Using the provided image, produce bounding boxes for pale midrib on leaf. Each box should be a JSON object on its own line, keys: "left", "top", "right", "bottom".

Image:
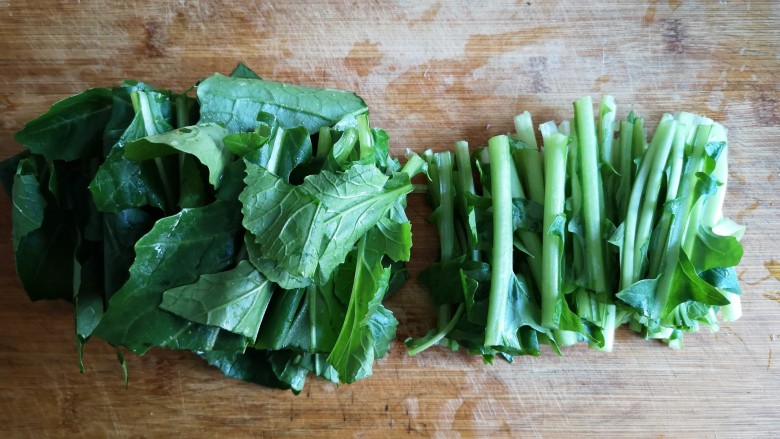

{"left": 212, "top": 92, "right": 356, "bottom": 126}
{"left": 187, "top": 278, "right": 271, "bottom": 320}
{"left": 22, "top": 105, "right": 111, "bottom": 139}
{"left": 321, "top": 185, "right": 411, "bottom": 227}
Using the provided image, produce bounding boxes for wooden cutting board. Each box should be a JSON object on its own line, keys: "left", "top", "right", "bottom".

{"left": 1, "top": 1, "right": 778, "bottom": 437}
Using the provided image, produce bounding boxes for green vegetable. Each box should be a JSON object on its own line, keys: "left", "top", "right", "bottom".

{"left": 3, "top": 62, "right": 746, "bottom": 386}
{"left": 160, "top": 260, "right": 274, "bottom": 341}
{"left": 14, "top": 88, "right": 114, "bottom": 161}
{"left": 240, "top": 162, "right": 413, "bottom": 288}
{"left": 410, "top": 96, "right": 744, "bottom": 359}
{"left": 4, "top": 63, "right": 418, "bottom": 392}
{"left": 124, "top": 123, "right": 231, "bottom": 188}
{"left": 538, "top": 122, "right": 569, "bottom": 330}
{"left": 197, "top": 73, "right": 368, "bottom": 134}
{"left": 484, "top": 135, "right": 515, "bottom": 347}
{"left": 92, "top": 200, "right": 247, "bottom": 355}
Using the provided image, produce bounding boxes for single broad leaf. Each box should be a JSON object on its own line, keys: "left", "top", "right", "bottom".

{"left": 311, "top": 169, "right": 412, "bottom": 285}
{"left": 197, "top": 73, "right": 368, "bottom": 134}
{"left": 177, "top": 154, "right": 209, "bottom": 209}
{"left": 240, "top": 162, "right": 412, "bottom": 287}
{"left": 240, "top": 164, "right": 319, "bottom": 286}
{"left": 330, "top": 247, "right": 398, "bottom": 357}
{"left": 689, "top": 224, "right": 744, "bottom": 271}
{"left": 102, "top": 208, "right": 157, "bottom": 298}
{"left": 124, "top": 123, "right": 231, "bottom": 188}
{"left": 365, "top": 215, "right": 412, "bottom": 263}
{"left": 700, "top": 266, "right": 741, "bottom": 296}
{"left": 11, "top": 157, "right": 47, "bottom": 250}
{"left": 160, "top": 260, "right": 274, "bottom": 341}
{"left": 14, "top": 88, "right": 114, "bottom": 161}
{"left": 223, "top": 132, "right": 265, "bottom": 156}
{"left": 0, "top": 150, "right": 31, "bottom": 197}
{"left": 490, "top": 274, "right": 551, "bottom": 357}
{"left": 200, "top": 349, "right": 290, "bottom": 391}
{"left": 327, "top": 238, "right": 393, "bottom": 384}
{"left": 242, "top": 125, "right": 312, "bottom": 182}
{"left": 89, "top": 146, "right": 168, "bottom": 212}
{"left": 245, "top": 232, "right": 312, "bottom": 289}
{"left": 367, "top": 304, "right": 397, "bottom": 358}
{"left": 14, "top": 211, "right": 77, "bottom": 301}
{"left": 617, "top": 278, "right": 660, "bottom": 318}
{"left": 230, "top": 62, "right": 262, "bottom": 80}
{"left": 660, "top": 251, "right": 731, "bottom": 319}
{"left": 92, "top": 200, "right": 247, "bottom": 355}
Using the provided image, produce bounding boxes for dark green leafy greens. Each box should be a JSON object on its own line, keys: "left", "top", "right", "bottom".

{"left": 160, "top": 260, "right": 273, "bottom": 341}
{"left": 3, "top": 63, "right": 746, "bottom": 388}
{"left": 408, "top": 97, "right": 744, "bottom": 359}
{"left": 3, "top": 63, "right": 422, "bottom": 392}
{"left": 197, "top": 73, "right": 368, "bottom": 134}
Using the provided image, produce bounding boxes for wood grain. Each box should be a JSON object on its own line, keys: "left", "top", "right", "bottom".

{"left": 1, "top": 1, "right": 779, "bottom": 437}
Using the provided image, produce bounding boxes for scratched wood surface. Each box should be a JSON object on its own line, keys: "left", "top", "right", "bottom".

{"left": 0, "top": 1, "right": 778, "bottom": 437}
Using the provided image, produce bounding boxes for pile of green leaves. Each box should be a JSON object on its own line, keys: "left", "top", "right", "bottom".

{"left": 2, "top": 63, "right": 425, "bottom": 392}
{"left": 407, "top": 96, "right": 744, "bottom": 360}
